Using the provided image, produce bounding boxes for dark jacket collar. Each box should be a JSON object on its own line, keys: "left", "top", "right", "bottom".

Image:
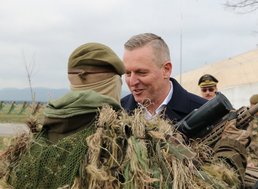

{"left": 164, "top": 78, "right": 194, "bottom": 121}
{"left": 121, "top": 78, "right": 206, "bottom": 121}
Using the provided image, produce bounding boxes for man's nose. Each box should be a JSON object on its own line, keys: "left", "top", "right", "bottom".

{"left": 129, "top": 73, "right": 139, "bottom": 86}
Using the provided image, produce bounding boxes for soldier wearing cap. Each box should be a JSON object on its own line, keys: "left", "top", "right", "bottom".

{"left": 42, "top": 42, "right": 125, "bottom": 143}
{"left": 198, "top": 74, "right": 218, "bottom": 100}
{"left": 4, "top": 42, "right": 126, "bottom": 189}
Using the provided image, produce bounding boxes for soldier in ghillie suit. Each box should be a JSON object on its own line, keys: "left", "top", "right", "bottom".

{"left": 0, "top": 42, "right": 125, "bottom": 189}
{"left": 247, "top": 94, "right": 258, "bottom": 167}
{"left": 245, "top": 94, "right": 258, "bottom": 188}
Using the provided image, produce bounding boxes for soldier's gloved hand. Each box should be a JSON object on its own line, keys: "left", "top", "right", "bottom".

{"left": 221, "top": 111, "right": 251, "bottom": 147}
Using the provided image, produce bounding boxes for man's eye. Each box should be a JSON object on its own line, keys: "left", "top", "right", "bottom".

{"left": 138, "top": 71, "right": 147, "bottom": 75}
{"left": 125, "top": 72, "right": 131, "bottom": 77}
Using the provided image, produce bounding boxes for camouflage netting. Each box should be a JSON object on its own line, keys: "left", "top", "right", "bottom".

{"left": 0, "top": 105, "right": 241, "bottom": 189}
{"left": 0, "top": 124, "right": 95, "bottom": 189}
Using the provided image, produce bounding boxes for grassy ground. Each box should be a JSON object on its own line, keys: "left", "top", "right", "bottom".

{"left": 0, "top": 103, "right": 45, "bottom": 123}
{"left": 0, "top": 103, "right": 45, "bottom": 152}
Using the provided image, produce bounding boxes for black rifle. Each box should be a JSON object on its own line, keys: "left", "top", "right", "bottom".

{"left": 176, "top": 92, "right": 258, "bottom": 146}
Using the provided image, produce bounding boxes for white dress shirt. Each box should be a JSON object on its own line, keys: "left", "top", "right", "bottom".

{"left": 140, "top": 81, "right": 173, "bottom": 120}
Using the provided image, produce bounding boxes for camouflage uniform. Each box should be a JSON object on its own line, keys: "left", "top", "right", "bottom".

{"left": 247, "top": 116, "right": 258, "bottom": 166}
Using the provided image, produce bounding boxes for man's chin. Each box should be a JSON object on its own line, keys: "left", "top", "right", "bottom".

{"left": 133, "top": 96, "right": 143, "bottom": 103}
{"left": 134, "top": 96, "right": 152, "bottom": 105}
{"left": 206, "top": 96, "right": 213, "bottom": 100}
{"left": 132, "top": 93, "right": 143, "bottom": 102}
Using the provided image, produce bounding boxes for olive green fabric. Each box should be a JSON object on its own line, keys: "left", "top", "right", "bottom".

{"left": 44, "top": 90, "right": 121, "bottom": 118}
{"left": 43, "top": 113, "right": 96, "bottom": 143}
{"left": 42, "top": 90, "right": 121, "bottom": 143}
{"left": 68, "top": 42, "right": 125, "bottom": 75}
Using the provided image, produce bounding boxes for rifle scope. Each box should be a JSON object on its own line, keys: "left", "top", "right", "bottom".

{"left": 177, "top": 92, "right": 234, "bottom": 138}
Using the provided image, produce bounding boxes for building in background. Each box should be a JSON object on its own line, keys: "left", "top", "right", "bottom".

{"left": 175, "top": 48, "right": 258, "bottom": 108}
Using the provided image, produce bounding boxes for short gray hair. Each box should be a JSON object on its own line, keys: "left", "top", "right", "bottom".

{"left": 124, "top": 33, "right": 171, "bottom": 65}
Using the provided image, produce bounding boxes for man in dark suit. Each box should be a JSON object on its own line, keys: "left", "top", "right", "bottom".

{"left": 121, "top": 33, "right": 207, "bottom": 122}
{"left": 120, "top": 33, "right": 249, "bottom": 187}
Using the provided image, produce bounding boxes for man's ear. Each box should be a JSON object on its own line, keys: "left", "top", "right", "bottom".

{"left": 162, "top": 61, "right": 172, "bottom": 79}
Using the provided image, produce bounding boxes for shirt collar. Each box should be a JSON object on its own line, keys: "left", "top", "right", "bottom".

{"left": 139, "top": 81, "right": 173, "bottom": 120}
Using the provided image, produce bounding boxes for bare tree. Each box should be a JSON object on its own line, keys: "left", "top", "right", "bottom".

{"left": 22, "top": 51, "right": 36, "bottom": 102}
{"left": 225, "top": 0, "right": 258, "bottom": 13}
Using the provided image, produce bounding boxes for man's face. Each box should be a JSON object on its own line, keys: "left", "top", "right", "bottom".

{"left": 200, "top": 85, "right": 217, "bottom": 100}
{"left": 123, "top": 45, "right": 171, "bottom": 106}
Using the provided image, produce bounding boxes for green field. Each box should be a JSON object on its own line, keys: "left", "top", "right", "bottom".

{"left": 0, "top": 102, "right": 45, "bottom": 123}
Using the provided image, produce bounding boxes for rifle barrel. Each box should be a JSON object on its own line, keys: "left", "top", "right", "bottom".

{"left": 249, "top": 103, "right": 258, "bottom": 116}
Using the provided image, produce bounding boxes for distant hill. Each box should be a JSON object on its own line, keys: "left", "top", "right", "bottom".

{"left": 0, "top": 88, "right": 130, "bottom": 102}
{"left": 0, "top": 88, "right": 69, "bottom": 102}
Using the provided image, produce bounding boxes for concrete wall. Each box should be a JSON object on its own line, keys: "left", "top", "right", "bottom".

{"left": 220, "top": 82, "right": 258, "bottom": 109}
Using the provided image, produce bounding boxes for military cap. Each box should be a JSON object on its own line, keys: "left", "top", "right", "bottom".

{"left": 250, "top": 94, "right": 258, "bottom": 105}
{"left": 198, "top": 74, "right": 218, "bottom": 87}
{"left": 68, "top": 43, "right": 125, "bottom": 75}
